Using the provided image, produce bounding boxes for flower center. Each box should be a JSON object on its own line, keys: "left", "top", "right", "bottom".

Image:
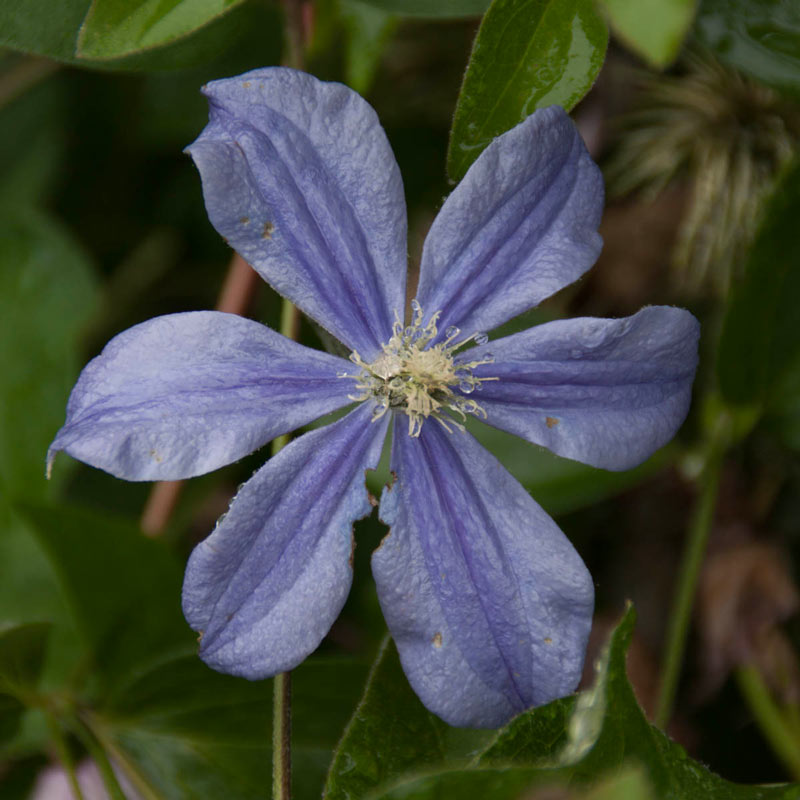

{"left": 346, "top": 300, "right": 497, "bottom": 437}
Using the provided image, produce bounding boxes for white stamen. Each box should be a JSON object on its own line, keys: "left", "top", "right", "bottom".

{"left": 342, "top": 300, "right": 498, "bottom": 437}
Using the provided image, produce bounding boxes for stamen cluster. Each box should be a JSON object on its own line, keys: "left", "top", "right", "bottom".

{"left": 346, "top": 301, "right": 497, "bottom": 436}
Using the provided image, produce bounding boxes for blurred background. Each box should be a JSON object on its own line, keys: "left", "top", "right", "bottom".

{"left": 2, "top": 0, "right": 800, "bottom": 797}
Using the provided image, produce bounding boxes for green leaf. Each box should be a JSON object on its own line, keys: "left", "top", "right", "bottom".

{"left": 598, "top": 0, "right": 696, "bottom": 67}
{"left": 695, "top": 0, "right": 800, "bottom": 97}
{"left": 0, "top": 624, "right": 51, "bottom": 745}
{"left": 447, "top": 0, "right": 608, "bottom": 182}
{"left": 341, "top": 0, "right": 398, "bottom": 95}
{"left": 0, "top": 74, "right": 66, "bottom": 208}
{"left": 324, "top": 636, "right": 450, "bottom": 800}
{"left": 0, "top": 0, "right": 91, "bottom": 62}
{"left": 0, "top": 504, "right": 65, "bottom": 629}
{"left": 97, "top": 653, "right": 368, "bottom": 800}
{"left": 717, "top": 156, "right": 800, "bottom": 407}
{"left": 18, "top": 503, "right": 192, "bottom": 687}
{"left": 77, "top": 0, "right": 246, "bottom": 60}
{"left": 766, "top": 351, "right": 800, "bottom": 451}
{"left": 367, "top": 607, "right": 798, "bottom": 799}
{"left": 351, "top": 0, "right": 489, "bottom": 17}
{"left": 473, "top": 693, "right": 574, "bottom": 766}
{"left": 0, "top": 0, "right": 280, "bottom": 71}
{"left": 0, "top": 207, "right": 97, "bottom": 502}
{"left": 583, "top": 767, "right": 656, "bottom": 800}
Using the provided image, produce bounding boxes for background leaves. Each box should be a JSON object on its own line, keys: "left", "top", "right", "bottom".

{"left": 0, "top": 208, "right": 97, "bottom": 501}
{"left": 696, "top": 0, "right": 800, "bottom": 98}
{"left": 717, "top": 156, "right": 800, "bottom": 409}
{"left": 77, "top": 0, "right": 248, "bottom": 60}
{"left": 0, "top": 0, "right": 281, "bottom": 70}
{"left": 598, "top": 0, "right": 696, "bottom": 67}
{"left": 352, "top": 0, "right": 490, "bottom": 17}
{"left": 447, "top": 0, "right": 608, "bottom": 182}
{"left": 326, "top": 607, "right": 797, "bottom": 799}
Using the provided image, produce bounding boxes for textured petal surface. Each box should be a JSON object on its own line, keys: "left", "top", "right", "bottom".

{"left": 49, "top": 311, "right": 355, "bottom": 481}
{"left": 416, "top": 106, "right": 603, "bottom": 340}
{"left": 373, "top": 418, "right": 594, "bottom": 728}
{"left": 462, "top": 306, "right": 700, "bottom": 471}
{"left": 187, "top": 68, "right": 407, "bottom": 359}
{"left": 183, "top": 402, "right": 387, "bottom": 679}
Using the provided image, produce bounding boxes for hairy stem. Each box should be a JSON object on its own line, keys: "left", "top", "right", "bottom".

{"left": 270, "top": 10, "right": 304, "bottom": 790}
{"left": 270, "top": 294, "right": 300, "bottom": 800}
{"left": 272, "top": 670, "right": 293, "bottom": 800}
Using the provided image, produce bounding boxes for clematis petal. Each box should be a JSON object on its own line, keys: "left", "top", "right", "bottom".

{"left": 373, "top": 418, "right": 593, "bottom": 728}
{"left": 416, "top": 106, "right": 602, "bottom": 340}
{"left": 49, "top": 311, "right": 356, "bottom": 481}
{"left": 187, "top": 68, "right": 407, "bottom": 359}
{"left": 182, "top": 402, "right": 387, "bottom": 678}
{"left": 462, "top": 306, "right": 700, "bottom": 471}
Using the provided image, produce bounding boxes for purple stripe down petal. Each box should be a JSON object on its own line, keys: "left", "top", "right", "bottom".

{"left": 183, "top": 402, "right": 388, "bottom": 679}
{"left": 462, "top": 306, "right": 700, "bottom": 471}
{"left": 416, "top": 106, "right": 603, "bottom": 341}
{"left": 373, "top": 417, "right": 594, "bottom": 728}
{"left": 187, "top": 68, "right": 407, "bottom": 359}
{"left": 48, "top": 311, "right": 355, "bottom": 481}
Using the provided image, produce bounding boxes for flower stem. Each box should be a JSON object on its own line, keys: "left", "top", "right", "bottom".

{"left": 272, "top": 670, "right": 293, "bottom": 800}
{"left": 82, "top": 712, "right": 161, "bottom": 800}
{"left": 270, "top": 12, "right": 304, "bottom": 783}
{"left": 270, "top": 297, "right": 299, "bottom": 800}
{"left": 736, "top": 665, "right": 800, "bottom": 781}
{"left": 68, "top": 717, "right": 127, "bottom": 800}
{"left": 45, "top": 712, "right": 85, "bottom": 800}
{"left": 654, "top": 432, "right": 725, "bottom": 729}
{"left": 281, "top": 0, "right": 307, "bottom": 72}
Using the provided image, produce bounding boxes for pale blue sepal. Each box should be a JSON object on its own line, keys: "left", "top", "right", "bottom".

{"left": 373, "top": 417, "right": 594, "bottom": 728}
{"left": 187, "top": 68, "right": 407, "bottom": 359}
{"left": 48, "top": 311, "right": 355, "bottom": 481}
{"left": 416, "top": 105, "right": 603, "bottom": 341}
{"left": 183, "top": 402, "right": 388, "bottom": 679}
{"left": 462, "top": 306, "right": 700, "bottom": 471}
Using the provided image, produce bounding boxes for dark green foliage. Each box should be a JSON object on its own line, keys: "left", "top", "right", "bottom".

{"left": 718, "top": 157, "right": 800, "bottom": 408}
{"left": 324, "top": 638, "right": 451, "bottom": 800}
{"left": 0, "top": 209, "right": 97, "bottom": 501}
{"left": 0, "top": 624, "right": 51, "bottom": 745}
{"left": 447, "top": 0, "right": 607, "bottom": 182}
{"left": 325, "top": 608, "right": 798, "bottom": 799}
{"left": 348, "top": 0, "right": 490, "bottom": 17}
{"left": 696, "top": 0, "right": 800, "bottom": 98}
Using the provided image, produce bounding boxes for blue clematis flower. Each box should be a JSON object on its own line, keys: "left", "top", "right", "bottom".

{"left": 49, "top": 68, "right": 699, "bottom": 728}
